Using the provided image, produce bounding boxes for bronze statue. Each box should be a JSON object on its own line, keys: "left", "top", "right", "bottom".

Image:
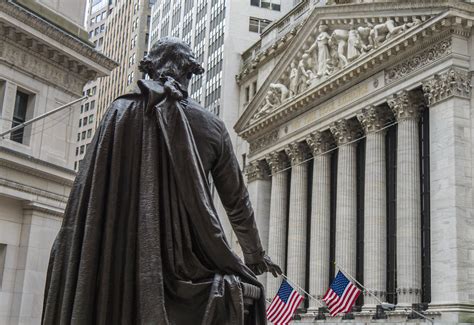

{"left": 42, "top": 37, "right": 281, "bottom": 325}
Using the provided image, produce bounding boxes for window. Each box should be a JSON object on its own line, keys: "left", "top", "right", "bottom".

{"left": 80, "top": 145, "right": 85, "bottom": 154}
{"left": 90, "top": 100, "right": 95, "bottom": 110}
{"left": 245, "top": 86, "right": 250, "bottom": 103}
{"left": 89, "top": 115, "right": 94, "bottom": 124}
{"left": 11, "top": 90, "right": 33, "bottom": 144}
{"left": 102, "top": 12, "right": 106, "bottom": 20}
{"left": 77, "top": 133, "right": 80, "bottom": 141}
{"left": 74, "top": 161, "right": 77, "bottom": 170}
{"left": 252, "top": 81, "right": 257, "bottom": 96}
{"left": 87, "top": 129, "right": 92, "bottom": 138}
{"left": 85, "top": 102, "right": 89, "bottom": 112}
{"left": 0, "top": 244, "right": 6, "bottom": 288}
{"left": 79, "top": 119, "right": 82, "bottom": 127}
{"left": 250, "top": 0, "right": 281, "bottom": 11}
{"left": 95, "top": 27, "right": 99, "bottom": 35}
{"left": 81, "top": 131, "right": 86, "bottom": 140}
{"left": 249, "top": 17, "right": 272, "bottom": 33}
{"left": 83, "top": 117, "right": 88, "bottom": 126}
{"left": 76, "top": 147, "right": 79, "bottom": 156}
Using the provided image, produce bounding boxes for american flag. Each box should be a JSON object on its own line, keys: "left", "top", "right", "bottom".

{"left": 323, "top": 271, "right": 361, "bottom": 316}
{"left": 266, "top": 279, "right": 304, "bottom": 324}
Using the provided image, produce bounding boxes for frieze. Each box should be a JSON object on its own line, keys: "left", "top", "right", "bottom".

{"left": 0, "top": 40, "right": 86, "bottom": 95}
{"left": 422, "top": 67, "right": 471, "bottom": 106}
{"left": 385, "top": 38, "right": 452, "bottom": 84}
{"left": 249, "top": 130, "right": 279, "bottom": 155}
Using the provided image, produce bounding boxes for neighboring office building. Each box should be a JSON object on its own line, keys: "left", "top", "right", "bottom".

{"left": 0, "top": 0, "right": 116, "bottom": 323}
{"left": 95, "top": 0, "right": 155, "bottom": 123}
{"left": 75, "top": 0, "right": 113, "bottom": 171}
{"left": 236, "top": 0, "right": 474, "bottom": 323}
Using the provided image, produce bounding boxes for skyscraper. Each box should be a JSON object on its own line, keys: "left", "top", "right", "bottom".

{"left": 149, "top": 0, "right": 292, "bottom": 146}
{"left": 75, "top": 0, "right": 155, "bottom": 170}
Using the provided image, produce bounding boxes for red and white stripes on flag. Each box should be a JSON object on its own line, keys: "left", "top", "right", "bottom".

{"left": 266, "top": 279, "right": 304, "bottom": 324}
{"left": 323, "top": 271, "right": 361, "bottom": 316}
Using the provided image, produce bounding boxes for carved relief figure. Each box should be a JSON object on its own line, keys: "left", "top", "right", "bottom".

{"left": 269, "top": 83, "right": 290, "bottom": 103}
{"left": 307, "top": 24, "right": 331, "bottom": 78}
{"left": 347, "top": 24, "right": 363, "bottom": 62}
{"left": 370, "top": 19, "right": 406, "bottom": 47}
{"left": 289, "top": 61, "right": 299, "bottom": 96}
{"left": 330, "top": 29, "right": 349, "bottom": 67}
{"left": 254, "top": 89, "right": 280, "bottom": 119}
{"left": 297, "top": 53, "right": 315, "bottom": 92}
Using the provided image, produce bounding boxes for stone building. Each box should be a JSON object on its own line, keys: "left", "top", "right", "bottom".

{"left": 235, "top": 0, "right": 474, "bottom": 323}
{"left": 0, "top": 0, "right": 116, "bottom": 323}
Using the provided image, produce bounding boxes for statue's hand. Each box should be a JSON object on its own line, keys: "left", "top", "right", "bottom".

{"left": 246, "top": 254, "right": 282, "bottom": 277}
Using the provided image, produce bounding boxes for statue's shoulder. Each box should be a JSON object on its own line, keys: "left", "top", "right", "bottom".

{"left": 184, "top": 98, "right": 226, "bottom": 131}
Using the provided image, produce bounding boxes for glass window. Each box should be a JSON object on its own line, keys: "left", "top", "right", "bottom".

{"left": 77, "top": 133, "right": 80, "bottom": 141}
{"left": 250, "top": 0, "right": 259, "bottom": 6}
{"left": 90, "top": 100, "right": 95, "bottom": 110}
{"left": 81, "top": 131, "right": 86, "bottom": 140}
{"left": 89, "top": 115, "right": 94, "bottom": 123}
{"left": 249, "top": 17, "right": 259, "bottom": 33}
{"left": 87, "top": 129, "right": 92, "bottom": 138}
{"left": 79, "top": 119, "right": 82, "bottom": 127}
{"left": 245, "top": 86, "right": 250, "bottom": 103}
{"left": 85, "top": 102, "right": 89, "bottom": 112}
{"left": 76, "top": 147, "right": 79, "bottom": 156}
{"left": 83, "top": 117, "right": 88, "bottom": 125}
{"left": 95, "top": 27, "right": 99, "bottom": 35}
{"left": 80, "top": 145, "right": 84, "bottom": 154}
{"left": 11, "top": 90, "right": 30, "bottom": 143}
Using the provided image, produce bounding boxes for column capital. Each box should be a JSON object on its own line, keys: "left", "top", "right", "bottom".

{"left": 306, "top": 131, "right": 334, "bottom": 155}
{"left": 329, "top": 119, "right": 361, "bottom": 146}
{"left": 265, "top": 151, "right": 289, "bottom": 174}
{"left": 245, "top": 160, "right": 270, "bottom": 182}
{"left": 285, "top": 141, "right": 310, "bottom": 165}
{"left": 387, "top": 90, "right": 423, "bottom": 121}
{"left": 357, "top": 105, "right": 393, "bottom": 134}
{"left": 422, "top": 67, "right": 471, "bottom": 106}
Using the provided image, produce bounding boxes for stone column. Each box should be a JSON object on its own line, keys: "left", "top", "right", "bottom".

{"left": 306, "top": 131, "right": 334, "bottom": 310}
{"left": 265, "top": 151, "right": 289, "bottom": 297}
{"left": 285, "top": 141, "right": 310, "bottom": 293}
{"left": 246, "top": 159, "right": 271, "bottom": 287}
{"left": 388, "top": 90, "right": 423, "bottom": 306}
{"left": 357, "top": 106, "right": 392, "bottom": 308}
{"left": 422, "top": 68, "right": 474, "bottom": 321}
{"left": 330, "top": 119, "right": 361, "bottom": 278}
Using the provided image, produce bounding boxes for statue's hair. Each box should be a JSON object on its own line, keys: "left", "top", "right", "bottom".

{"left": 138, "top": 37, "right": 204, "bottom": 80}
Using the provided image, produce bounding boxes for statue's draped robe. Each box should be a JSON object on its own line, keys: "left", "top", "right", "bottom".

{"left": 42, "top": 79, "right": 266, "bottom": 325}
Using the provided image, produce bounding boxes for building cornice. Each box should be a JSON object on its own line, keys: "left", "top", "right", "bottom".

{"left": 0, "top": 146, "right": 76, "bottom": 186}
{"left": 0, "top": 1, "right": 118, "bottom": 75}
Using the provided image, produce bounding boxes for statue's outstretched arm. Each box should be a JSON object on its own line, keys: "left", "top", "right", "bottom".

{"left": 212, "top": 124, "right": 281, "bottom": 277}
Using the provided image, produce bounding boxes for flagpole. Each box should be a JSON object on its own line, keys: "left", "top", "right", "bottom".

{"left": 280, "top": 274, "right": 324, "bottom": 307}
{"left": 335, "top": 263, "right": 434, "bottom": 323}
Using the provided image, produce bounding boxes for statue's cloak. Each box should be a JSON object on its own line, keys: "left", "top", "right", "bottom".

{"left": 42, "top": 80, "right": 266, "bottom": 325}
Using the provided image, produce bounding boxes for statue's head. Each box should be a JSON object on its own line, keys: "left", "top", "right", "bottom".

{"left": 139, "top": 37, "right": 204, "bottom": 81}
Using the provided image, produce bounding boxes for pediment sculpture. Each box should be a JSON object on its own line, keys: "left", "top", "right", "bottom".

{"left": 250, "top": 16, "right": 422, "bottom": 123}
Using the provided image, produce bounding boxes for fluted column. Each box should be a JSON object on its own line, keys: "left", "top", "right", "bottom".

{"left": 285, "top": 141, "right": 310, "bottom": 293}
{"left": 330, "top": 119, "right": 361, "bottom": 278}
{"left": 388, "top": 91, "right": 422, "bottom": 306}
{"left": 246, "top": 160, "right": 271, "bottom": 287}
{"left": 306, "top": 131, "right": 334, "bottom": 310}
{"left": 266, "top": 151, "right": 289, "bottom": 297}
{"left": 357, "top": 106, "right": 392, "bottom": 308}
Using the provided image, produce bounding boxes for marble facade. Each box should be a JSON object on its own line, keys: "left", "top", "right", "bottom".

{"left": 237, "top": 1, "right": 474, "bottom": 323}
{"left": 0, "top": 1, "right": 116, "bottom": 324}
